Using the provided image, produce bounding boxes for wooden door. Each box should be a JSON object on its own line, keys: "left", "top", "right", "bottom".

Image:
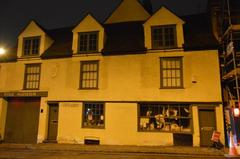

{"left": 4, "top": 98, "right": 40, "bottom": 143}
{"left": 199, "top": 109, "right": 216, "bottom": 146}
{"left": 47, "top": 104, "right": 59, "bottom": 141}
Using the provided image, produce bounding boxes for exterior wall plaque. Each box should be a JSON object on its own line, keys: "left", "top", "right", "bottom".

{"left": 0, "top": 91, "right": 48, "bottom": 97}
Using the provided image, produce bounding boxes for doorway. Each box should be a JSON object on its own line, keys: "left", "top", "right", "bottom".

{"left": 199, "top": 108, "right": 216, "bottom": 146}
{"left": 47, "top": 104, "right": 59, "bottom": 142}
{"left": 4, "top": 98, "right": 40, "bottom": 144}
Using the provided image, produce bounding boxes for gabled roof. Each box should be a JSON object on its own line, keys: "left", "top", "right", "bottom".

{"left": 181, "top": 13, "right": 218, "bottom": 51}
{"left": 17, "top": 20, "right": 48, "bottom": 37}
{"left": 144, "top": 6, "right": 185, "bottom": 25}
{"left": 102, "top": 21, "right": 146, "bottom": 55}
{"left": 104, "top": 0, "right": 150, "bottom": 24}
{"left": 72, "top": 13, "right": 103, "bottom": 32}
{"left": 2, "top": 12, "right": 219, "bottom": 62}
{"left": 41, "top": 27, "right": 73, "bottom": 59}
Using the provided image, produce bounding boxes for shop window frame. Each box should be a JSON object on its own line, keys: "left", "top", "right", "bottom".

{"left": 82, "top": 102, "right": 105, "bottom": 129}
{"left": 138, "top": 103, "right": 192, "bottom": 133}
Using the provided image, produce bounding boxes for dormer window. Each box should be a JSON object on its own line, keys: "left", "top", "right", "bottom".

{"left": 78, "top": 31, "right": 99, "bottom": 53}
{"left": 23, "top": 36, "right": 40, "bottom": 56}
{"left": 151, "top": 25, "right": 177, "bottom": 49}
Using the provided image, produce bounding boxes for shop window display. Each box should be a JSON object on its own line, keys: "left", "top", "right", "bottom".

{"left": 138, "top": 104, "right": 191, "bottom": 132}
{"left": 82, "top": 102, "right": 104, "bottom": 128}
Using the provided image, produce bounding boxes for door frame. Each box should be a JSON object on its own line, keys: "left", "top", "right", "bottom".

{"left": 46, "top": 103, "right": 59, "bottom": 142}
{"left": 198, "top": 107, "right": 216, "bottom": 147}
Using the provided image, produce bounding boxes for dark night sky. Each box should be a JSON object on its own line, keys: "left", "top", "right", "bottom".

{"left": 0, "top": 0, "right": 208, "bottom": 48}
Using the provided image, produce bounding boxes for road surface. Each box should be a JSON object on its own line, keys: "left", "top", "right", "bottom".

{"left": 0, "top": 148, "right": 230, "bottom": 159}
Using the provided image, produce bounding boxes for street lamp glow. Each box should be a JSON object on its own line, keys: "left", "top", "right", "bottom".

{"left": 0, "top": 48, "right": 6, "bottom": 55}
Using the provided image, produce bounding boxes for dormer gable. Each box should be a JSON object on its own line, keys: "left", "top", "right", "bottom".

{"left": 17, "top": 20, "right": 54, "bottom": 58}
{"left": 143, "top": 7, "right": 185, "bottom": 50}
{"left": 72, "top": 14, "right": 104, "bottom": 54}
{"left": 105, "top": 0, "right": 151, "bottom": 24}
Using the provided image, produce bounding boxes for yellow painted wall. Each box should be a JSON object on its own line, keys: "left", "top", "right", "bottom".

{"left": 37, "top": 97, "right": 48, "bottom": 143}
{"left": 56, "top": 102, "right": 173, "bottom": 145}
{"left": 144, "top": 7, "right": 185, "bottom": 49}
{"left": 0, "top": 50, "right": 221, "bottom": 102}
{"left": 17, "top": 21, "right": 54, "bottom": 58}
{"left": 0, "top": 99, "right": 7, "bottom": 140}
{"left": 0, "top": 49, "right": 223, "bottom": 146}
{"left": 216, "top": 105, "right": 225, "bottom": 143}
{"left": 192, "top": 106, "right": 200, "bottom": 146}
{"left": 37, "top": 102, "right": 224, "bottom": 146}
{"left": 105, "top": 0, "right": 150, "bottom": 24}
{"left": 72, "top": 14, "right": 104, "bottom": 54}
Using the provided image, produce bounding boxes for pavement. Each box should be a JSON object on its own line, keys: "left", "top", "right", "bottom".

{"left": 0, "top": 143, "right": 229, "bottom": 157}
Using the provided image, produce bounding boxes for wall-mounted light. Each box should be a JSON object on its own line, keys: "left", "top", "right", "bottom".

{"left": 0, "top": 47, "right": 6, "bottom": 55}
{"left": 234, "top": 108, "right": 240, "bottom": 117}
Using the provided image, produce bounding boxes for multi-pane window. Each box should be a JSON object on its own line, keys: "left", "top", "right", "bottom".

{"left": 152, "top": 25, "right": 177, "bottom": 49}
{"left": 138, "top": 103, "right": 191, "bottom": 132}
{"left": 80, "top": 61, "right": 99, "bottom": 89}
{"left": 23, "top": 37, "right": 40, "bottom": 55}
{"left": 82, "top": 102, "right": 104, "bottom": 128}
{"left": 24, "top": 64, "right": 41, "bottom": 90}
{"left": 160, "top": 57, "right": 183, "bottom": 88}
{"left": 78, "top": 32, "right": 98, "bottom": 52}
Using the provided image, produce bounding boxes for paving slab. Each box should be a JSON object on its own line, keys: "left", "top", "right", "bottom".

{"left": 0, "top": 143, "right": 228, "bottom": 157}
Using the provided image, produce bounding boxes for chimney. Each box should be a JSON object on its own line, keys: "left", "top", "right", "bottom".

{"left": 142, "top": 0, "right": 153, "bottom": 14}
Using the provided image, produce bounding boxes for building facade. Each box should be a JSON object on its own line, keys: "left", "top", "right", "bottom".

{"left": 0, "top": 0, "right": 224, "bottom": 146}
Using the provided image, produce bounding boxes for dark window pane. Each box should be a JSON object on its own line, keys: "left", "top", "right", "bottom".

{"left": 23, "top": 37, "right": 40, "bottom": 55}
{"left": 78, "top": 32, "right": 98, "bottom": 52}
{"left": 152, "top": 25, "right": 176, "bottom": 49}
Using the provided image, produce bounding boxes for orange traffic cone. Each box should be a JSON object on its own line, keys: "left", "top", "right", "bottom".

{"left": 225, "top": 131, "right": 238, "bottom": 157}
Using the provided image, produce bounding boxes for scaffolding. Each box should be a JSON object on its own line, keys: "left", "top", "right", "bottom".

{"left": 220, "top": 0, "right": 240, "bottom": 108}
{"left": 220, "top": 0, "right": 240, "bottom": 145}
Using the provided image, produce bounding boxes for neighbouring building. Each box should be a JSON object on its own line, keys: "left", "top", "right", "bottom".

{"left": 0, "top": 0, "right": 224, "bottom": 146}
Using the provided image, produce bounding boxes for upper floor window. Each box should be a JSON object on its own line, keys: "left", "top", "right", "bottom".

{"left": 78, "top": 31, "right": 98, "bottom": 52}
{"left": 80, "top": 61, "right": 99, "bottom": 89}
{"left": 23, "top": 36, "right": 40, "bottom": 56}
{"left": 160, "top": 57, "right": 183, "bottom": 89}
{"left": 152, "top": 25, "right": 177, "bottom": 49}
{"left": 24, "top": 64, "right": 41, "bottom": 90}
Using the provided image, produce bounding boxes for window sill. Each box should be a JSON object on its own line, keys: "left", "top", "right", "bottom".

{"left": 79, "top": 88, "right": 99, "bottom": 90}
{"left": 148, "top": 47, "right": 184, "bottom": 51}
{"left": 82, "top": 126, "right": 105, "bottom": 129}
{"left": 22, "top": 88, "right": 40, "bottom": 91}
{"left": 138, "top": 130, "right": 192, "bottom": 134}
{"left": 21, "top": 55, "right": 40, "bottom": 58}
{"left": 159, "top": 87, "right": 185, "bottom": 89}
{"left": 151, "top": 47, "right": 180, "bottom": 50}
{"left": 77, "top": 51, "right": 100, "bottom": 54}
